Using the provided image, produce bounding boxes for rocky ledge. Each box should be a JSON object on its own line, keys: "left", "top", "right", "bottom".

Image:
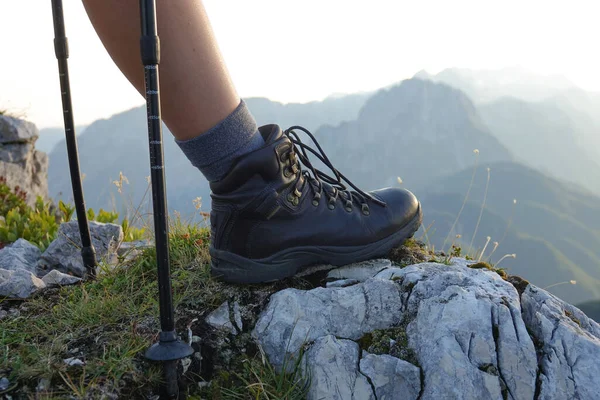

{"left": 0, "top": 115, "right": 49, "bottom": 207}
{"left": 209, "top": 258, "right": 600, "bottom": 400}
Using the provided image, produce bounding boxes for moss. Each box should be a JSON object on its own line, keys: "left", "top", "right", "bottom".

{"left": 389, "top": 239, "right": 429, "bottom": 267}
{"left": 507, "top": 275, "right": 530, "bottom": 296}
{"left": 358, "top": 325, "right": 419, "bottom": 367}
{"left": 478, "top": 363, "right": 499, "bottom": 376}
{"left": 564, "top": 310, "right": 582, "bottom": 327}
{"left": 467, "top": 261, "right": 508, "bottom": 280}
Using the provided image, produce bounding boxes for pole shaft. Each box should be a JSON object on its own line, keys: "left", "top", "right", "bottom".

{"left": 51, "top": 0, "right": 97, "bottom": 276}
{"left": 139, "top": 0, "right": 175, "bottom": 336}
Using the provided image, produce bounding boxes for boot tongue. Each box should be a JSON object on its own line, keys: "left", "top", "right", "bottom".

{"left": 259, "top": 124, "right": 283, "bottom": 144}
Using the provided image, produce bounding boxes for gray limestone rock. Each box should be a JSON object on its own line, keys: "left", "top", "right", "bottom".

{"left": 303, "top": 335, "right": 374, "bottom": 400}
{"left": 326, "top": 259, "right": 392, "bottom": 282}
{"left": 117, "top": 240, "right": 152, "bottom": 256}
{"left": 0, "top": 116, "right": 49, "bottom": 208}
{"left": 0, "top": 268, "right": 45, "bottom": 298}
{"left": 0, "top": 377, "right": 9, "bottom": 391}
{"left": 38, "top": 221, "right": 123, "bottom": 277}
{"left": 0, "top": 115, "right": 39, "bottom": 144}
{"left": 395, "top": 262, "right": 537, "bottom": 400}
{"left": 326, "top": 278, "right": 360, "bottom": 288}
{"left": 521, "top": 285, "right": 600, "bottom": 400}
{"left": 41, "top": 269, "right": 82, "bottom": 287}
{"left": 0, "top": 239, "right": 42, "bottom": 276}
{"left": 360, "top": 353, "right": 421, "bottom": 400}
{"left": 253, "top": 278, "right": 403, "bottom": 368}
{"left": 206, "top": 301, "right": 242, "bottom": 334}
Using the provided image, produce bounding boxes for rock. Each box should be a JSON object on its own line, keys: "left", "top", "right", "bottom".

{"left": 206, "top": 302, "right": 236, "bottom": 334}
{"left": 0, "top": 377, "right": 9, "bottom": 391}
{"left": 394, "top": 262, "right": 537, "bottom": 400}
{"left": 326, "top": 259, "right": 391, "bottom": 282}
{"left": 522, "top": 284, "right": 600, "bottom": 400}
{"left": 360, "top": 353, "right": 421, "bottom": 400}
{"left": 0, "top": 116, "right": 49, "bottom": 208}
{"left": 117, "top": 239, "right": 153, "bottom": 262}
{"left": 206, "top": 301, "right": 242, "bottom": 334}
{"left": 63, "top": 357, "right": 85, "bottom": 366}
{"left": 0, "top": 378, "right": 10, "bottom": 392}
{"left": 303, "top": 335, "right": 374, "bottom": 400}
{"left": 253, "top": 278, "right": 403, "bottom": 368}
{"left": 38, "top": 221, "right": 123, "bottom": 277}
{"left": 253, "top": 258, "right": 565, "bottom": 399}
{"left": 42, "top": 269, "right": 81, "bottom": 287}
{"left": 0, "top": 268, "right": 45, "bottom": 298}
{"left": 116, "top": 240, "right": 152, "bottom": 256}
{"left": 326, "top": 278, "right": 360, "bottom": 288}
{"left": 0, "top": 115, "right": 39, "bottom": 144}
{"left": 36, "top": 377, "right": 51, "bottom": 392}
{"left": 0, "top": 239, "right": 42, "bottom": 276}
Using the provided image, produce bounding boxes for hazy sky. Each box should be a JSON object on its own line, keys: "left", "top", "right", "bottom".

{"left": 1, "top": 0, "right": 598, "bottom": 129}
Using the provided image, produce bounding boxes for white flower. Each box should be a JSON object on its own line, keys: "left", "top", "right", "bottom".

{"left": 193, "top": 197, "right": 203, "bottom": 210}
{"left": 112, "top": 172, "right": 129, "bottom": 194}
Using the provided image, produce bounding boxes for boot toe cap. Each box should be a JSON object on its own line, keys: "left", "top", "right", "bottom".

{"left": 371, "top": 187, "right": 421, "bottom": 228}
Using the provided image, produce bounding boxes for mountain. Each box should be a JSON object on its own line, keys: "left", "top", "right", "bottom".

{"left": 247, "top": 92, "right": 371, "bottom": 132}
{"left": 478, "top": 97, "right": 600, "bottom": 194}
{"left": 415, "top": 66, "right": 576, "bottom": 103}
{"left": 417, "top": 67, "right": 600, "bottom": 194}
{"left": 47, "top": 94, "right": 371, "bottom": 217}
{"left": 37, "top": 126, "right": 86, "bottom": 154}
{"left": 419, "top": 161, "right": 600, "bottom": 305}
{"left": 315, "top": 78, "right": 513, "bottom": 190}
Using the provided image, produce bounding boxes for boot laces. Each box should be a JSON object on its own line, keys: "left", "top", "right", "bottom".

{"left": 283, "top": 126, "right": 386, "bottom": 214}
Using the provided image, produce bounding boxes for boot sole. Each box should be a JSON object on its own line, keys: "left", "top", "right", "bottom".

{"left": 210, "top": 204, "right": 423, "bottom": 284}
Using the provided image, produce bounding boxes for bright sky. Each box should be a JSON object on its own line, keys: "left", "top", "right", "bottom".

{"left": 1, "top": 0, "right": 598, "bottom": 129}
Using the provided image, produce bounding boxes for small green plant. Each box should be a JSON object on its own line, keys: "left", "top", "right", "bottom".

{"left": 87, "top": 208, "right": 119, "bottom": 224}
{"left": 0, "top": 177, "right": 28, "bottom": 217}
{"left": 450, "top": 245, "right": 462, "bottom": 258}
{"left": 58, "top": 200, "right": 75, "bottom": 222}
{"left": 121, "top": 218, "right": 146, "bottom": 242}
{"left": 0, "top": 197, "right": 60, "bottom": 250}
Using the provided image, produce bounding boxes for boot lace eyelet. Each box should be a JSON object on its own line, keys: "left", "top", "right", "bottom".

{"left": 283, "top": 126, "right": 387, "bottom": 216}
{"left": 287, "top": 193, "right": 298, "bottom": 206}
{"left": 312, "top": 192, "right": 321, "bottom": 207}
{"left": 327, "top": 196, "right": 336, "bottom": 210}
{"left": 361, "top": 203, "right": 370, "bottom": 216}
{"left": 344, "top": 200, "right": 353, "bottom": 213}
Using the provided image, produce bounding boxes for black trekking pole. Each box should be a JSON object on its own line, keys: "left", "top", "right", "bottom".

{"left": 139, "top": 1, "right": 194, "bottom": 398}
{"left": 51, "top": 0, "right": 97, "bottom": 278}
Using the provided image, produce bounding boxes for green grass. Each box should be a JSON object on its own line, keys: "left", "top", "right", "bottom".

{"left": 0, "top": 214, "right": 308, "bottom": 399}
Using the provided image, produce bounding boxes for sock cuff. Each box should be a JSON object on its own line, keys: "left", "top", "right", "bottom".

{"left": 175, "top": 99, "right": 259, "bottom": 168}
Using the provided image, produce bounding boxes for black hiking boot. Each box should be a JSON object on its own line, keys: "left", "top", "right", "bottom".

{"left": 209, "top": 125, "right": 422, "bottom": 284}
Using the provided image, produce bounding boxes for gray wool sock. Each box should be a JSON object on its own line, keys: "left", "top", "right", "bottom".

{"left": 176, "top": 100, "right": 264, "bottom": 182}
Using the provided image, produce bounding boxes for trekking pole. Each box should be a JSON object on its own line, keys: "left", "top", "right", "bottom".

{"left": 51, "top": 0, "right": 97, "bottom": 278}
{"left": 138, "top": 1, "right": 194, "bottom": 397}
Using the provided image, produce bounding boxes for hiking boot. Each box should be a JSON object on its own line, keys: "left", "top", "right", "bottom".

{"left": 209, "top": 124, "right": 422, "bottom": 283}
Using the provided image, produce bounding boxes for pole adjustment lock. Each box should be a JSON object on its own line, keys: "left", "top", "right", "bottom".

{"left": 54, "top": 37, "right": 69, "bottom": 59}
{"left": 141, "top": 35, "right": 161, "bottom": 65}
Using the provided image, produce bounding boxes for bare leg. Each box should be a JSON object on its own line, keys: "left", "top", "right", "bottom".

{"left": 82, "top": 0, "right": 239, "bottom": 141}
